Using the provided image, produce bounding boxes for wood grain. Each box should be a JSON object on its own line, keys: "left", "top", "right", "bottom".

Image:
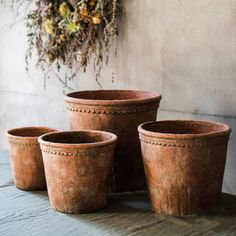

{"left": 0, "top": 150, "right": 236, "bottom": 236}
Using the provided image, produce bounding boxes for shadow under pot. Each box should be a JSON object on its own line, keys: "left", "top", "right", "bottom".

{"left": 64, "top": 90, "right": 162, "bottom": 192}
{"left": 6, "top": 127, "right": 58, "bottom": 191}
{"left": 138, "top": 120, "right": 231, "bottom": 215}
{"left": 38, "top": 130, "right": 117, "bottom": 214}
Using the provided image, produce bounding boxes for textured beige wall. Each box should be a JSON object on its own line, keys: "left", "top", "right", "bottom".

{"left": 0, "top": 0, "right": 236, "bottom": 193}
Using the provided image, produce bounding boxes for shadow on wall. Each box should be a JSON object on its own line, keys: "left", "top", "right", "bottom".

{"left": 158, "top": 109, "right": 236, "bottom": 195}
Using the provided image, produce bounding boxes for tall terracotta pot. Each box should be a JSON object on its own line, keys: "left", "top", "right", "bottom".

{"left": 64, "top": 90, "right": 161, "bottom": 192}
{"left": 138, "top": 120, "right": 231, "bottom": 215}
{"left": 38, "top": 130, "right": 117, "bottom": 213}
{"left": 6, "top": 127, "right": 57, "bottom": 190}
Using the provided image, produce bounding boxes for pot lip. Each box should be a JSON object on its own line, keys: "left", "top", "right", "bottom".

{"left": 38, "top": 130, "right": 117, "bottom": 149}
{"left": 63, "top": 89, "right": 162, "bottom": 106}
{"left": 6, "top": 126, "right": 59, "bottom": 141}
{"left": 138, "top": 120, "right": 231, "bottom": 140}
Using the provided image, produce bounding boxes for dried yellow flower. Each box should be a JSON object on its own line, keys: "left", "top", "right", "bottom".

{"left": 67, "top": 22, "right": 79, "bottom": 32}
{"left": 92, "top": 15, "right": 101, "bottom": 24}
{"left": 43, "top": 19, "right": 55, "bottom": 35}
{"left": 81, "top": 9, "right": 89, "bottom": 18}
{"left": 89, "top": 1, "right": 96, "bottom": 7}
{"left": 59, "top": 2, "right": 70, "bottom": 18}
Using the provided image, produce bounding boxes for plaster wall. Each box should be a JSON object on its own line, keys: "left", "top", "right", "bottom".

{"left": 0, "top": 0, "right": 236, "bottom": 194}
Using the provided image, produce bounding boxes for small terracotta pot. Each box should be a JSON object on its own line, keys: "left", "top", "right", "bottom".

{"left": 64, "top": 90, "right": 161, "bottom": 192}
{"left": 6, "top": 127, "right": 57, "bottom": 191}
{"left": 38, "top": 130, "right": 117, "bottom": 213}
{"left": 138, "top": 120, "right": 231, "bottom": 215}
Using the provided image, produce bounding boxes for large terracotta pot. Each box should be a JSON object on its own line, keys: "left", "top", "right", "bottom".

{"left": 138, "top": 120, "right": 231, "bottom": 215}
{"left": 64, "top": 90, "right": 161, "bottom": 192}
{"left": 38, "top": 130, "right": 117, "bottom": 213}
{"left": 6, "top": 127, "right": 57, "bottom": 191}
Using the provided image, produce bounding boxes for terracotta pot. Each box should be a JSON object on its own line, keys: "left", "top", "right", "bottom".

{"left": 64, "top": 90, "right": 161, "bottom": 192}
{"left": 6, "top": 127, "right": 57, "bottom": 191}
{"left": 38, "top": 130, "right": 117, "bottom": 213}
{"left": 138, "top": 120, "right": 231, "bottom": 215}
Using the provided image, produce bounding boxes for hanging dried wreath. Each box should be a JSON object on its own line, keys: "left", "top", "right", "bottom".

{"left": 25, "top": 0, "right": 121, "bottom": 86}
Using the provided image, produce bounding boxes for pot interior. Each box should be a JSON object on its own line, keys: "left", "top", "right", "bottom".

{"left": 41, "top": 131, "right": 115, "bottom": 144}
{"left": 67, "top": 90, "right": 159, "bottom": 101}
{"left": 141, "top": 121, "right": 230, "bottom": 135}
{"left": 7, "top": 127, "right": 56, "bottom": 138}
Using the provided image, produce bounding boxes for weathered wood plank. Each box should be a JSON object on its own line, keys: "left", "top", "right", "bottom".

{"left": 0, "top": 150, "right": 236, "bottom": 236}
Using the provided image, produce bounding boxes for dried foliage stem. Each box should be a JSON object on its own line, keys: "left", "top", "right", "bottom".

{"left": 6, "top": 0, "right": 121, "bottom": 88}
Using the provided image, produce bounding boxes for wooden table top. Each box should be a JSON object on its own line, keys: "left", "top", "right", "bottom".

{"left": 1, "top": 150, "right": 236, "bottom": 236}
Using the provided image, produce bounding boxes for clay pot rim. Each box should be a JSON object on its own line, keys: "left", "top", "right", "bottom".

{"left": 138, "top": 120, "right": 231, "bottom": 140}
{"left": 64, "top": 90, "right": 161, "bottom": 106}
{"left": 38, "top": 130, "right": 117, "bottom": 148}
{"left": 6, "top": 126, "right": 59, "bottom": 141}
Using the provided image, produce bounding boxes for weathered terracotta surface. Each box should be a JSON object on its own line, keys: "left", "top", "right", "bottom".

{"left": 6, "top": 127, "right": 57, "bottom": 191}
{"left": 64, "top": 90, "right": 161, "bottom": 192}
{"left": 138, "top": 120, "right": 231, "bottom": 215}
{"left": 38, "top": 130, "right": 117, "bottom": 213}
